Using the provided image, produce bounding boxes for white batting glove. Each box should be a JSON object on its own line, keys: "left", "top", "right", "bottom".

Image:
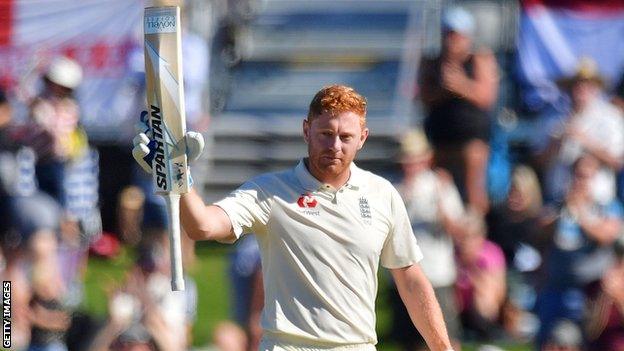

{"left": 132, "top": 111, "right": 205, "bottom": 176}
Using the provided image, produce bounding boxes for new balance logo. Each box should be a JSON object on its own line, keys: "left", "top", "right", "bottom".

{"left": 297, "top": 193, "right": 318, "bottom": 208}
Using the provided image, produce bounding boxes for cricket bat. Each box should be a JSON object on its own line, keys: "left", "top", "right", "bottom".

{"left": 144, "top": 0, "right": 189, "bottom": 291}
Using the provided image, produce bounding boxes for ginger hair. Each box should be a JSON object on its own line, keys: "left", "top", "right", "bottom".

{"left": 307, "top": 85, "right": 367, "bottom": 126}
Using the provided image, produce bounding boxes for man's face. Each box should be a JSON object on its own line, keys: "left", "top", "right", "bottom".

{"left": 443, "top": 30, "right": 472, "bottom": 59}
{"left": 571, "top": 80, "right": 599, "bottom": 109}
{"left": 303, "top": 111, "right": 368, "bottom": 181}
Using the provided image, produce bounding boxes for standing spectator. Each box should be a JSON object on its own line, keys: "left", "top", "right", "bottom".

{"left": 390, "top": 129, "right": 465, "bottom": 351}
{"left": 455, "top": 211, "right": 507, "bottom": 340}
{"left": 229, "top": 235, "right": 263, "bottom": 351}
{"left": 540, "top": 58, "right": 624, "bottom": 204}
{"left": 537, "top": 153, "right": 624, "bottom": 347}
{"left": 27, "top": 56, "right": 87, "bottom": 207}
{"left": 418, "top": 6, "right": 499, "bottom": 213}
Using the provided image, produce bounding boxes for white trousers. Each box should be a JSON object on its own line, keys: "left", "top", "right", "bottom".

{"left": 259, "top": 340, "right": 376, "bottom": 351}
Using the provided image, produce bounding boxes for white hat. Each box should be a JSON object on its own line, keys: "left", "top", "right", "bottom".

{"left": 46, "top": 56, "right": 83, "bottom": 89}
{"left": 442, "top": 6, "right": 475, "bottom": 36}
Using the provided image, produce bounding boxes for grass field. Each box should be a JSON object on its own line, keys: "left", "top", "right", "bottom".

{"left": 82, "top": 242, "right": 531, "bottom": 350}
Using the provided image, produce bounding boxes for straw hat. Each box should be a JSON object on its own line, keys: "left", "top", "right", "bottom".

{"left": 399, "top": 129, "right": 432, "bottom": 163}
{"left": 557, "top": 57, "right": 605, "bottom": 89}
{"left": 45, "top": 56, "right": 83, "bottom": 90}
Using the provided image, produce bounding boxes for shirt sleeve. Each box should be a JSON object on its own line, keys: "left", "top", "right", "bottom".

{"left": 381, "top": 185, "right": 424, "bottom": 269}
{"left": 214, "top": 179, "right": 271, "bottom": 240}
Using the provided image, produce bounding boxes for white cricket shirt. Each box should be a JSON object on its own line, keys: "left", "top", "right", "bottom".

{"left": 215, "top": 160, "right": 423, "bottom": 347}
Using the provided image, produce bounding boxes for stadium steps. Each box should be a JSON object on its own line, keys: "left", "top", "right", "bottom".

{"left": 200, "top": 114, "right": 404, "bottom": 203}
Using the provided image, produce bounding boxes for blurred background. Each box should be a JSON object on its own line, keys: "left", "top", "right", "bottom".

{"left": 1, "top": 0, "right": 624, "bottom": 350}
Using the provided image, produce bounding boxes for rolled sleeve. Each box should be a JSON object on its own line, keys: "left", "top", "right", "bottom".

{"left": 214, "top": 180, "right": 271, "bottom": 240}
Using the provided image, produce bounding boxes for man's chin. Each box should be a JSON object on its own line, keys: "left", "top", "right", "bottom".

{"left": 319, "top": 163, "right": 347, "bottom": 176}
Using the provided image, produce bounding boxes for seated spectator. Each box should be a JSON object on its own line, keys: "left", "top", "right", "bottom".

{"left": 488, "top": 165, "right": 546, "bottom": 268}
{"left": 390, "top": 129, "right": 464, "bottom": 351}
{"left": 28, "top": 230, "right": 72, "bottom": 351}
{"left": 418, "top": 6, "right": 499, "bottom": 213}
{"left": 542, "top": 319, "right": 583, "bottom": 351}
{"left": 0, "top": 236, "right": 32, "bottom": 350}
{"left": 539, "top": 58, "right": 624, "bottom": 204}
{"left": 487, "top": 165, "right": 545, "bottom": 338}
{"left": 456, "top": 210, "right": 507, "bottom": 340}
{"left": 585, "top": 235, "right": 624, "bottom": 351}
{"left": 212, "top": 321, "right": 248, "bottom": 351}
{"left": 88, "top": 290, "right": 160, "bottom": 351}
{"left": 90, "top": 228, "right": 197, "bottom": 351}
{"left": 537, "top": 153, "right": 624, "bottom": 347}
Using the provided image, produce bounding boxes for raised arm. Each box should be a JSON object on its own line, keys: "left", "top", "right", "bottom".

{"left": 181, "top": 188, "right": 236, "bottom": 243}
{"left": 390, "top": 264, "right": 453, "bottom": 351}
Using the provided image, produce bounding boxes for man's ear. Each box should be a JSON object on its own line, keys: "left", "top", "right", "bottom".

{"left": 357, "top": 127, "right": 369, "bottom": 150}
{"left": 303, "top": 119, "right": 310, "bottom": 144}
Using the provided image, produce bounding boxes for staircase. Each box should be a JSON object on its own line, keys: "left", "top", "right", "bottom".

{"left": 199, "top": 0, "right": 418, "bottom": 202}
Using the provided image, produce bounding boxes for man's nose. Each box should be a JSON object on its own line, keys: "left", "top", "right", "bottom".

{"left": 328, "top": 136, "right": 341, "bottom": 151}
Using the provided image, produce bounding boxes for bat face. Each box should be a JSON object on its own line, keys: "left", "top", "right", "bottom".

{"left": 144, "top": 6, "right": 189, "bottom": 195}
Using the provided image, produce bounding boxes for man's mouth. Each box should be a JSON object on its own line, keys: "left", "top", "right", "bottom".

{"left": 322, "top": 155, "right": 341, "bottom": 162}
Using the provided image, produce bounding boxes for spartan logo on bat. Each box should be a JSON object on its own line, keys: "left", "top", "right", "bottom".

{"left": 149, "top": 105, "right": 168, "bottom": 189}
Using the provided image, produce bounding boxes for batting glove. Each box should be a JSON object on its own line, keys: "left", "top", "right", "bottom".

{"left": 132, "top": 111, "right": 205, "bottom": 174}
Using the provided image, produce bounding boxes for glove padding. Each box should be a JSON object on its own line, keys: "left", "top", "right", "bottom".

{"left": 132, "top": 111, "right": 205, "bottom": 175}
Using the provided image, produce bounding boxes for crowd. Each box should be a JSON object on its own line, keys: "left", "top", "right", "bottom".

{"left": 388, "top": 6, "right": 624, "bottom": 351}
{"left": 1, "top": 3, "right": 624, "bottom": 351}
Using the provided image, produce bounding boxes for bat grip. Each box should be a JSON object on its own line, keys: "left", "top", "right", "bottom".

{"left": 164, "top": 193, "right": 185, "bottom": 291}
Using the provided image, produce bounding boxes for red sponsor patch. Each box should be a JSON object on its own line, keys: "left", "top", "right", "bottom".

{"left": 297, "top": 193, "right": 318, "bottom": 208}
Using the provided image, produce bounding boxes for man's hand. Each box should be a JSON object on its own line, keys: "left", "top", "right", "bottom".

{"left": 132, "top": 111, "right": 205, "bottom": 174}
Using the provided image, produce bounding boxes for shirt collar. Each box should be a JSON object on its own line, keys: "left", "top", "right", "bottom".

{"left": 294, "top": 158, "right": 364, "bottom": 192}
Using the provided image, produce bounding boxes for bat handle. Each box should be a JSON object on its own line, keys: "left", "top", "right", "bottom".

{"left": 164, "top": 193, "right": 185, "bottom": 291}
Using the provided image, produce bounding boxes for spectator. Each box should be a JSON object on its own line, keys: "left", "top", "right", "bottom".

{"left": 0, "top": 237, "right": 32, "bottom": 350}
{"left": 117, "top": 185, "right": 145, "bottom": 246}
{"left": 487, "top": 165, "right": 545, "bottom": 338}
{"left": 456, "top": 210, "right": 507, "bottom": 340}
{"left": 27, "top": 56, "right": 87, "bottom": 207}
{"left": 539, "top": 58, "right": 624, "bottom": 204}
{"left": 487, "top": 165, "right": 547, "bottom": 276}
{"left": 88, "top": 290, "right": 159, "bottom": 351}
{"left": 390, "top": 129, "right": 464, "bottom": 351}
{"left": 537, "top": 153, "right": 623, "bottom": 347}
{"left": 585, "top": 235, "right": 624, "bottom": 351}
{"left": 542, "top": 319, "right": 583, "bottom": 351}
{"left": 28, "top": 229, "right": 72, "bottom": 351}
{"left": 229, "top": 235, "right": 263, "bottom": 351}
{"left": 89, "top": 239, "right": 197, "bottom": 351}
{"left": 418, "top": 6, "right": 499, "bottom": 213}
{"left": 212, "top": 321, "right": 248, "bottom": 351}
